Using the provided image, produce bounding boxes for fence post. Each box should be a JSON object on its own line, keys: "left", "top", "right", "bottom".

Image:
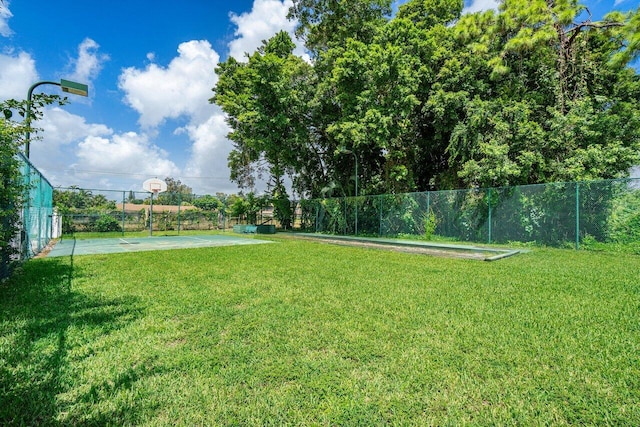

{"left": 344, "top": 197, "right": 347, "bottom": 235}
{"left": 488, "top": 188, "right": 492, "bottom": 244}
{"left": 36, "top": 176, "right": 42, "bottom": 252}
{"left": 121, "top": 191, "right": 126, "bottom": 236}
{"left": 575, "top": 182, "right": 580, "bottom": 250}
{"left": 315, "top": 203, "right": 319, "bottom": 233}
{"left": 149, "top": 192, "right": 154, "bottom": 236}
{"left": 379, "top": 195, "right": 383, "bottom": 236}
{"left": 177, "top": 193, "right": 182, "bottom": 235}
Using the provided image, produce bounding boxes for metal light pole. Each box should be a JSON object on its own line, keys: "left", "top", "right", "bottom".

{"left": 339, "top": 149, "right": 359, "bottom": 235}
{"left": 25, "top": 79, "right": 88, "bottom": 158}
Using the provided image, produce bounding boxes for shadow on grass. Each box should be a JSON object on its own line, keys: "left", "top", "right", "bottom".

{"left": 0, "top": 257, "right": 144, "bottom": 425}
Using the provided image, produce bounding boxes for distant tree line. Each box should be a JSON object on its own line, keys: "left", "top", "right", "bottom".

{"left": 53, "top": 178, "right": 282, "bottom": 230}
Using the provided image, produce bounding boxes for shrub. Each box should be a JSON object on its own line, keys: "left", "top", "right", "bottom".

{"left": 607, "top": 190, "right": 640, "bottom": 244}
{"left": 93, "top": 215, "right": 122, "bottom": 232}
{"left": 423, "top": 209, "right": 438, "bottom": 240}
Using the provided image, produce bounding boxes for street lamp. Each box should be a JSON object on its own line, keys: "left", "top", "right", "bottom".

{"left": 25, "top": 79, "right": 89, "bottom": 158}
{"left": 337, "top": 148, "right": 359, "bottom": 235}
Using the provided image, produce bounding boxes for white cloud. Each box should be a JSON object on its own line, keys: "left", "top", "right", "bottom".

{"left": 39, "top": 107, "right": 111, "bottom": 146}
{"left": 0, "top": 0, "right": 13, "bottom": 37}
{"left": 182, "top": 113, "right": 237, "bottom": 194}
{"left": 118, "top": 39, "right": 239, "bottom": 193}
{"left": 117, "top": 7, "right": 310, "bottom": 193}
{"left": 29, "top": 108, "right": 180, "bottom": 190}
{"left": 68, "top": 38, "right": 109, "bottom": 84}
{"left": 0, "top": 50, "right": 38, "bottom": 100}
{"left": 463, "top": 0, "right": 500, "bottom": 14}
{"left": 119, "top": 40, "right": 220, "bottom": 128}
{"left": 76, "top": 132, "right": 180, "bottom": 179}
{"left": 29, "top": 108, "right": 112, "bottom": 183}
{"left": 228, "top": 0, "right": 309, "bottom": 62}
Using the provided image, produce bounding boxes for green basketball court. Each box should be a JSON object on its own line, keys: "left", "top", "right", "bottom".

{"left": 47, "top": 234, "right": 274, "bottom": 257}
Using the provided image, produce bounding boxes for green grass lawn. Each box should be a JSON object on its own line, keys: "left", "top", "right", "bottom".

{"left": 1, "top": 237, "right": 639, "bottom": 425}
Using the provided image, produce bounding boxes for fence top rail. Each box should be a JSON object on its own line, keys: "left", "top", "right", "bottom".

{"left": 18, "top": 152, "right": 54, "bottom": 189}
{"left": 305, "top": 177, "right": 640, "bottom": 202}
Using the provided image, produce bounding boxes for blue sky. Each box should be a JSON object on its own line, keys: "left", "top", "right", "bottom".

{"left": 0, "top": 0, "right": 637, "bottom": 195}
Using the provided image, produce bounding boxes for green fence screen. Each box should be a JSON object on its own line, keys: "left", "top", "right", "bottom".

{"left": 30, "top": 178, "right": 640, "bottom": 256}
{"left": 1, "top": 154, "right": 55, "bottom": 280}
{"left": 19, "top": 153, "right": 54, "bottom": 259}
{"left": 301, "top": 178, "right": 640, "bottom": 249}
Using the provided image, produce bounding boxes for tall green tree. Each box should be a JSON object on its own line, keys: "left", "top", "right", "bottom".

{"left": 311, "top": 0, "right": 463, "bottom": 194}
{"left": 213, "top": 31, "right": 313, "bottom": 200}
{"left": 213, "top": 0, "right": 639, "bottom": 197}
{"left": 53, "top": 187, "right": 117, "bottom": 212}
{"left": 192, "top": 195, "right": 222, "bottom": 212}
{"left": 444, "top": 0, "right": 640, "bottom": 188}
{"left": 155, "top": 177, "right": 193, "bottom": 205}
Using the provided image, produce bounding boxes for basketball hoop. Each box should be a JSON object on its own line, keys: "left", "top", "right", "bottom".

{"left": 143, "top": 178, "right": 168, "bottom": 194}
{"left": 142, "top": 178, "right": 168, "bottom": 237}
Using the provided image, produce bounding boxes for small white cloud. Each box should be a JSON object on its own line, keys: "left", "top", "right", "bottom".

{"left": 463, "top": 0, "right": 500, "bottom": 14}
{"left": 0, "top": 50, "right": 38, "bottom": 100}
{"left": 228, "top": 0, "right": 309, "bottom": 62}
{"left": 68, "top": 38, "right": 109, "bottom": 85}
{"left": 0, "top": 0, "right": 13, "bottom": 37}
{"left": 119, "top": 40, "right": 220, "bottom": 128}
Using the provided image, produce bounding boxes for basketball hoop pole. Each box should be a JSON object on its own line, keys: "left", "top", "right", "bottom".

{"left": 142, "top": 178, "right": 167, "bottom": 236}
{"left": 149, "top": 191, "right": 157, "bottom": 236}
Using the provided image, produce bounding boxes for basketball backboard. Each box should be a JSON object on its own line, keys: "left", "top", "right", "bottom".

{"left": 142, "top": 178, "right": 168, "bottom": 194}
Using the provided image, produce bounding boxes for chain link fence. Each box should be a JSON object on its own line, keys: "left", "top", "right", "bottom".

{"left": 5, "top": 176, "right": 637, "bottom": 280}
{"left": 53, "top": 188, "right": 264, "bottom": 235}
{"left": 19, "top": 154, "right": 54, "bottom": 259}
{"left": 300, "top": 178, "right": 640, "bottom": 248}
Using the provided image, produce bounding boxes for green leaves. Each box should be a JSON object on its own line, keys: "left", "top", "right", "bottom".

{"left": 215, "top": 0, "right": 639, "bottom": 197}
{"left": 289, "top": 0, "right": 393, "bottom": 54}
{"left": 396, "top": 0, "right": 463, "bottom": 29}
{"left": 214, "top": 31, "right": 312, "bottom": 199}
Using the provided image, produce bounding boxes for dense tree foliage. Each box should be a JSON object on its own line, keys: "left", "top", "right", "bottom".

{"left": 53, "top": 186, "right": 117, "bottom": 212}
{"left": 213, "top": 31, "right": 314, "bottom": 201}
{"left": 213, "top": 0, "right": 640, "bottom": 199}
{"left": 155, "top": 177, "right": 193, "bottom": 205}
{"left": 192, "top": 194, "right": 223, "bottom": 212}
{"left": 0, "top": 117, "right": 24, "bottom": 277}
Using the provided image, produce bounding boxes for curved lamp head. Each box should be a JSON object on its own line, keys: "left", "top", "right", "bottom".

{"left": 60, "top": 79, "right": 89, "bottom": 97}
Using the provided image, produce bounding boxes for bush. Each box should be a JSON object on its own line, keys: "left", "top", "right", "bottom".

{"left": 423, "top": 209, "right": 438, "bottom": 240}
{"left": 93, "top": 215, "right": 122, "bottom": 232}
{"left": 607, "top": 190, "right": 640, "bottom": 244}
